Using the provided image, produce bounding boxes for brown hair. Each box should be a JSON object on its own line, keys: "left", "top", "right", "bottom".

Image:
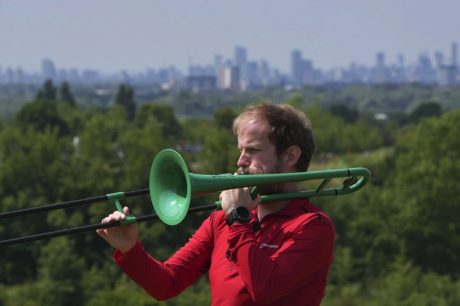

{"left": 233, "top": 102, "right": 315, "bottom": 171}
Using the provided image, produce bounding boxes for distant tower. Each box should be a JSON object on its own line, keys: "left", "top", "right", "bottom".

{"left": 373, "top": 52, "right": 388, "bottom": 83}
{"left": 217, "top": 65, "right": 240, "bottom": 90}
{"left": 376, "top": 52, "right": 385, "bottom": 68}
{"left": 213, "top": 54, "right": 223, "bottom": 75}
{"left": 234, "top": 46, "right": 247, "bottom": 68}
{"left": 291, "top": 50, "right": 303, "bottom": 84}
{"left": 41, "top": 58, "right": 56, "bottom": 81}
{"left": 397, "top": 54, "right": 405, "bottom": 68}
{"left": 451, "top": 42, "right": 458, "bottom": 67}
{"left": 234, "top": 46, "right": 249, "bottom": 88}
{"left": 434, "top": 51, "right": 444, "bottom": 68}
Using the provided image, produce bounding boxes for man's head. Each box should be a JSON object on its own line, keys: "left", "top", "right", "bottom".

{"left": 233, "top": 102, "right": 315, "bottom": 173}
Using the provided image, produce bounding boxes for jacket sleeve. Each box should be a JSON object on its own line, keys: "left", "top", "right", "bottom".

{"left": 114, "top": 215, "right": 215, "bottom": 301}
{"left": 226, "top": 213, "right": 335, "bottom": 304}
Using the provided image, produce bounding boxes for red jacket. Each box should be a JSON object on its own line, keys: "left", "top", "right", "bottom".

{"left": 114, "top": 199, "right": 335, "bottom": 305}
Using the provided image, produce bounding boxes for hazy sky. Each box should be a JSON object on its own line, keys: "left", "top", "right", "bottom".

{"left": 1, "top": 0, "right": 459, "bottom": 74}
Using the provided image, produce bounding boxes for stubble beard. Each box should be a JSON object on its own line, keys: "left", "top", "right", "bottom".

{"left": 237, "top": 162, "right": 285, "bottom": 195}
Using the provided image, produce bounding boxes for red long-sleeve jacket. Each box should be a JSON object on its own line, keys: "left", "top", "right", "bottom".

{"left": 114, "top": 199, "right": 335, "bottom": 305}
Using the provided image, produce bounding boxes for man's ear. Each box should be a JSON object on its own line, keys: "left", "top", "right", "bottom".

{"left": 282, "top": 145, "right": 301, "bottom": 169}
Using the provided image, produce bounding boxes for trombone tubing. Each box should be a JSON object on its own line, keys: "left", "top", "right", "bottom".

{"left": 0, "top": 167, "right": 371, "bottom": 247}
{"left": 0, "top": 203, "right": 218, "bottom": 247}
{"left": 0, "top": 188, "right": 149, "bottom": 220}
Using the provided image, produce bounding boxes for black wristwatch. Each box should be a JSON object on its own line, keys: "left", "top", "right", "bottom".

{"left": 226, "top": 207, "right": 251, "bottom": 225}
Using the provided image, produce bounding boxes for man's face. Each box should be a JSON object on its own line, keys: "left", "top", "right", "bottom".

{"left": 236, "top": 119, "right": 282, "bottom": 176}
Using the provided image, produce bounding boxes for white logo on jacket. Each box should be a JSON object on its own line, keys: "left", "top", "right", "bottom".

{"left": 259, "top": 243, "right": 279, "bottom": 249}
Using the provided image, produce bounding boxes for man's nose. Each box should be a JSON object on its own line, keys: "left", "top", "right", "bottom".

{"left": 237, "top": 152, "right": 250, "bottom": 168}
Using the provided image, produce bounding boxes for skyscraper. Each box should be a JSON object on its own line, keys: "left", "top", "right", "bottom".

{"left": 451, "top": 42, "right": 458, "bottom": 67}
{"left": 234, "top": 46, "right": 249, "bottom": 87}
{"left": 234, "top": 46, "right": 248, "bottom": 68}
{"left": 41, "top": 58, "right": 56, "bottom": 81}
{"left": 291, "top": 50, "right": 303, "bottom": 85}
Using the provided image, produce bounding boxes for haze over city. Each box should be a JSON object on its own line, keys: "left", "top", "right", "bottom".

{"left": 2, "top": 0, "right": 460, "bottom": 74}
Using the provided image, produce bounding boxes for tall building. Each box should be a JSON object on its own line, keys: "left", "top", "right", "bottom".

{"left": 414, "top": 54, "right": 435, "bottom": 83}
{"left": 435, "top": 51, "right": 444, "bottom": 68}
{"left": 290, "top": 50, "right": 316, "bottom": 85}
{"left": 451, "top": 42, "right": 458, "bottom": 67}
{"left": 234, "top": 46, "right": 249, "bottom": 88}
{"left": 376, "top": 52, "right": 385, "bottom": 68}
{"left": 217, "top": 65, "right": 240, "bottom": 90}
{"left": 234, "top": 46, "right": 248, "bottom": 68}
{"left": 291, "top": 50, "right": 303, "bottom": 84}
{"left": 438, "top": 42, "right": 459, "bottom": 85}
{"left": 372, "top": 52, "right": 388, "bottom": 83}
{"left": 397, "top": 54, "right": 405, "bottom": 69}
{"left": 41, "top": 58, "right": 56, "bottom": 81}
{"left": 213, "top": 54, "right": 223, "bottom": 75}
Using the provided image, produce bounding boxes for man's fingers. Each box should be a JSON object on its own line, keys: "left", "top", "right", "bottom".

{"left": 101, "top": 211, "right": 126, "bottom": 224}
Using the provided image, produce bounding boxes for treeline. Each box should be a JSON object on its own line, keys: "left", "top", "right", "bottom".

{"left": 2, "top": 81, "right": 460, "bottom": 119}
{"left": 0, "top": 81, "right": 459, "bottom": 305}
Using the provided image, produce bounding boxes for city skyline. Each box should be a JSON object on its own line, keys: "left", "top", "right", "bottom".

{"left": 1, "top": 0, "right": 460, "bottom": 73}
{"left": 2, "top": 42, "right": 459, "bottom": 76}
{"left": 2, "top": 41, "right": 459, "bottom": 88}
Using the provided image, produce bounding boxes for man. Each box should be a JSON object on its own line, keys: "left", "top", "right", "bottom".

{"left": 97, "top": 102, "right": 335, "bottom": 306}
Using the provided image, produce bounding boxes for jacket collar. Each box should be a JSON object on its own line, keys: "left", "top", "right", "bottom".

{"left": 252, "top": 198, "right": 311, "bottom": 221}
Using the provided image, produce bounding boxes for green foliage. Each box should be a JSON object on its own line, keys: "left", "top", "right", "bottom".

{"left": 35, "top": 79, "right": 57, "bottom": 102}
{"left": 212, "top": 106, "right": 237, "bottom": 130}
{"left": 136, "top": 104, "right": 182, "bottom": 140}
{"left": 0, "top": 84, "right": 459, "bottom": 305}
{"left": 321, "top": 109, "right": 459, "bottom": 305}
{"left": 285, "top": 94, "right": 304, "bottom": 109}
{"left": 323, "top": 259, "right": 460, "bottom": 306}
{"left": 36, "top": 237, "right": 86, "bottom": 306}
{"left": 408, "top": 101, "right": 442, "bottom": 123}
{"left": 115, "top": 84, "right": 136, "bottom": 120}
{"left": 199, "top": 127, "right": 238, "bottom": 173}
{"left": 14, "top": 100, "right": 70, "bottom": 135}
{"left": 389, "top": 109, "right": 460, "bottom": 276}
{"left": 329, "top": 104, "right": 359, "bottom": 123}
{"left": 0, "top": 126, "right": 75, "bottom": 283}
{"left": 83, "top": 277, "right": 210, "bottom": 306}
{"left": 3, "top": 83, "right": 460, "bottom": 120}
{"left": 197, "top": 111, "right": 239, "bottom": 174}
{"left": 60, "top": 81, "right": 76, "bottom": 106}
{"left": 306, "top": 104, "right": 382, "bottom": 154}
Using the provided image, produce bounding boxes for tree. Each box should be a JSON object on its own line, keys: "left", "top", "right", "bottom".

{"left": 115, "top": 84, "right": 136, "bottom": 120}
{"left": 409, "top": 102, "right": 442, "bottom": 123}
{"left": 390, "top": 109, "right": 460, "bottom": 276}
{"left": 35, "top": 79, "right": 57, "bottom": 102}
{"left": 59, "top": 81, "right": 76, "bottom": 106}
{"left": 199, "top": 127, "right": 238, "bottom": 173}
{"left": 0, "top": 126, "right": 72, "bottom": 284}
{"left": 14, "top": 100, "right": 70, "bottom": 135}
{"left": 36, "top": 237, "right": 85, "bottom": 306}
{"left": 329, "top": 104, "right": 359, "bottom": 123}
{"left": 213, "top": 106, "right": 236, "bottom": 130}
{"left": 285, "top": 94, "right": 304, "bottom": 110}
{"left": 135, "top": 104, "right": 182, "bottom": 140}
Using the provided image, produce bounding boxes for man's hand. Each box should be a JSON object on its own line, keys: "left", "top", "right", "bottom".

{"left": 96, "top": 206, "right": 139, "bottom": 253}
{"left": 219, "top": 187, "right": 260, "bottom": 216}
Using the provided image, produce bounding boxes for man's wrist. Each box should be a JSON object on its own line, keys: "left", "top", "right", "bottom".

{"left": 226, "top": 207, "right": 251, "bottom": 225}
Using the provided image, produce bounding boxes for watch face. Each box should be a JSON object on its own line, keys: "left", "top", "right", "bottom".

{"left": 227, "top": 207, "right": 251, "bottom": 225}
{"left": 235, "top": 207, "right": 250, "bottom": 221}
